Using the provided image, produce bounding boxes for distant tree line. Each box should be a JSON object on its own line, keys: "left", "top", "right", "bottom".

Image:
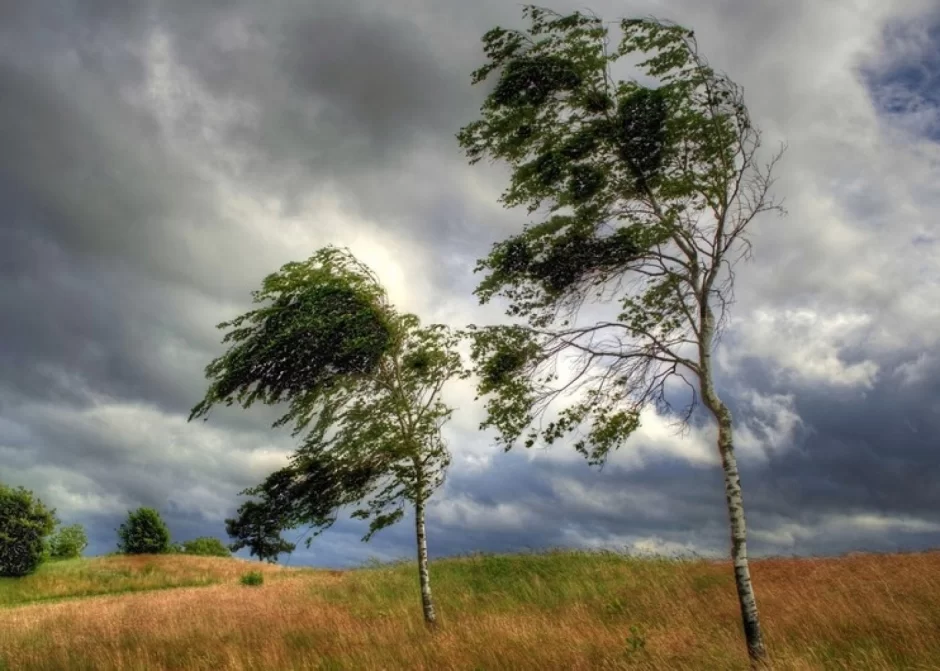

{"left": 0, "top": 488, "right": 232, "bottom": 577}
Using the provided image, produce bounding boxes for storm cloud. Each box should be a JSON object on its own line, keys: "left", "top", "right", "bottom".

{"left": 1, "top": 0, "right": 938, "bottom": 568}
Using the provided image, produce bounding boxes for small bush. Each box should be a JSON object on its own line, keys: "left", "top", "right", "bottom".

{"left": 240, "top": 570, "right": 264, "bottom": 586}
{"left": 179, "top": 537, "right": 231, "bottom": 557}
{"left": 116, "top": 508, "right": 171, "bottom": 555}
{"left": 48, "top": 524, "right": 89, "bottom": 559}
{"left": 0, "top": 483, "right": 57, "bottom": 577}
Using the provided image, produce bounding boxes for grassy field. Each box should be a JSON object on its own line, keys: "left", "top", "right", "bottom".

{"left": 1, "top": 549, "right": 939, "bottom": 670}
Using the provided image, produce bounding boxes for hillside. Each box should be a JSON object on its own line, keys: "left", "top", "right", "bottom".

{"left": 1, "top": 549, "right": 939, "bottom": 670}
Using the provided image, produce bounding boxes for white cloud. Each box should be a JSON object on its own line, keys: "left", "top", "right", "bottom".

{"left": 8, "top": 395, "right": 295, "bottom": 516}
{"left": 893, "top": 352, "right": 937, "bottom": 387}
{"left": 557, "top": 527, "right": 722, "bottom": 558}
{"left": 721, "top": 310, "right": 881, "bottom": 389}
{"left": 548, "top": 476, "right": 678, "bottom": 521}
{"left": 734, "top": 391, "right": 804, "bottom": 461}
{"left": 0, "top": 465, "right": 127, "bottom": 517}
{"left": 431, "top": 496, "right": 540, "bottom": 532}
{"left": 123, "top": 26, "right": 445, "bottom": 319}
{"left": 524, "top": 403, "right": 718, "bottom": 470}
{"left": 752, "top": 513, "right": 940, "bottom": 548}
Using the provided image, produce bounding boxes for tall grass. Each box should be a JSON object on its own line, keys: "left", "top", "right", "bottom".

{"left": 1, "top": 549, "right": 938, "bottom": 669}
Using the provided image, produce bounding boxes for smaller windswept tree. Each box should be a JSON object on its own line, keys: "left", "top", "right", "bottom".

{"left": 193, "top": 247, "right": 468, "bottom": 626}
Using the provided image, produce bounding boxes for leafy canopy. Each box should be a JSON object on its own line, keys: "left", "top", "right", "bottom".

{"left": 48, "top": 523, "right": 89, "bottom": 560}
{"left": 458, "top": 6, "right": 783, "bottom": 465}
{"left": 189, "top": 246, "right": 397, "bottom": 432}
{"left": 225, "top": 499, "right": 296, "bottom": 563}
{"left": 177, "top": 536, "right": 231, "bottom": 557}
{"left": 0, "top": 483, "right": 58, "bottom": 577}
{"left": 117, "top": 507, "right": 172, "bottom": 555}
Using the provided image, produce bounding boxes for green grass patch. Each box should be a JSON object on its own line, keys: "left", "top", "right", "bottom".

{"left": 239, "top": 571, "right": 264, "bottom": 586}
{"left": 317, "top": 548, "right": 699, "bottom": 621}
{"left": 0, "top": 557, "right": 221, "bottom": 608}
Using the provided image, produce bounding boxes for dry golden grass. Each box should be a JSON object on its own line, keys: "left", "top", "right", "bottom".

{"left": 1, "top": 549, "right": 939, "bottom": 670}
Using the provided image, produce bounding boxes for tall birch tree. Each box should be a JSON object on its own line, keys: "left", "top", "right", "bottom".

{"left": 190, "top": 247, "right": 467, "bottom": 627}
{"left": 457, "top": 6, "right": 784, "bottom": 664}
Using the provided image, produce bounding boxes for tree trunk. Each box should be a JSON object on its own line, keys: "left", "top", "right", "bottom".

{"left": 413, "top": 480, "right": 437, "bottom": 628}
{"left": 700, "top": 310, "right": 767, "bottom": 666}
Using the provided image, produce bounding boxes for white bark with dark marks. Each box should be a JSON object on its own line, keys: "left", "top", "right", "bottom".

{"left": 413, "top": 465, "right": 437, "bottom": 628}
{"left": 699, "top": 306, "right": 766, "bottom": 664}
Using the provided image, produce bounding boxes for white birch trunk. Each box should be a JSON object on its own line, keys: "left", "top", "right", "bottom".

{"left": 700, "top": 307, "right": 767, "bottom": 665}
{"left": 413, "top": 474, "right": 437, "bottom": 627}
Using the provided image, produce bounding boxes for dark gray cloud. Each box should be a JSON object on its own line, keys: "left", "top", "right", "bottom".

{"left": 1, "top": 0, "right": 939, "bottom": 570}
{"left": 0, "top": 26, "right": 208, "bottom": 283}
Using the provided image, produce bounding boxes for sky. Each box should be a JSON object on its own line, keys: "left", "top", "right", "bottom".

{"left": 1, "top": 0, "right": 939, "bottom": 569}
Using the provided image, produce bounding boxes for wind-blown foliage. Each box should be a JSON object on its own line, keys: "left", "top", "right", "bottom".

{"left": 193, "top": 247, "right": 468, "bottom": 625}
{"left": 189, "top": 247, "right": 396, "bottom": 431}
{"left": 458, "top": 5, "right": 783, "bottom": 663}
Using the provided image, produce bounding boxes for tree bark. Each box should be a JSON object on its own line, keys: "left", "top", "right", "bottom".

{"left": 413, "top": 473, "right": 437, "bottom": 628}
{"left": 700, "top": 309, "right": 767, "bottom": 666}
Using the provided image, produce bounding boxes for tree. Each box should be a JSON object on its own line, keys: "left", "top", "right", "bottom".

{"left": 48, "top": 523, "right": 89, "bottom": 560}
{"left": 177, "top": 536, "right": 232, "bottom": 557}
{"left": 116, "top": 507, "right": 172, "bottom": 555}
{"left": 225, "top": 500, "right": 296, "bottom": 563}
{"left": 0, "top": 483, "right": 58, "bottom": 577}
{"left": 192, "top": 246, "right": 468, "bottom": 627}
{"left": 457, "top": 6, "right": 784, "bottom": 664}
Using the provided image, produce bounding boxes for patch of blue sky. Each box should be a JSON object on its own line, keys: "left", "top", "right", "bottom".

{"left": 862, "top": 17, "right": 940, "bottom": 142}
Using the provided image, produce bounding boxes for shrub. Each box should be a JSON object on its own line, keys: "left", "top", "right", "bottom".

{"left": 116, "top": 507, "right": 171, "bottom": 555}
{"left": 179, "top": 537, "right": 231, "bottom": 557}
{"left": 240, "top": 570, "right": 264, "bottom": 586}
{"left": 0, "top": 483, "right": 57, "bottom": 577}
{"left": 48, "top": 523, "right": 89, "bottom": 559}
